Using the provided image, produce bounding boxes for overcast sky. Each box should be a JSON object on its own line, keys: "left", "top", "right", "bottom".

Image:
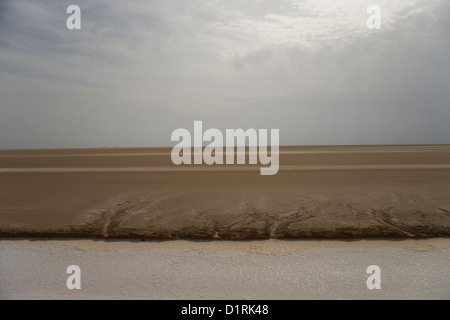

{"left": 0, "top": 0, "right": 449, "bottom": 148}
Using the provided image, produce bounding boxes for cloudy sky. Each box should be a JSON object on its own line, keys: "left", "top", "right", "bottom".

{"left": 0, "top": 0, "right": 449, "bottom": 148}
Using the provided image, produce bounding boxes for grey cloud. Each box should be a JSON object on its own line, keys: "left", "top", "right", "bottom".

{"left": 0, "top": 0, "right": 448, "bottom": 148}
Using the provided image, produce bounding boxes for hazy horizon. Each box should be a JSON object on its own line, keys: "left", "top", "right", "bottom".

{"left": 1, "top": 0, "right": 449, "bottom": 149}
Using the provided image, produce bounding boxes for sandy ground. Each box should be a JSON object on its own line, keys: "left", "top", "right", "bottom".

{"left": 1, "top": 238, "right": 449, "bottom": 300}
{"left": 0, "top": 145, "right": 449, "bottom": 239}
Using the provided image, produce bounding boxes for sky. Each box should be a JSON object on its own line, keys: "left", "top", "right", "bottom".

{"left": 0, "top": 0, "right": 449, "bottom": 148}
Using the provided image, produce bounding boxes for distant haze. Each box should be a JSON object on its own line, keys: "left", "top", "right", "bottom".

{"left": 0, "top": 0, "right": 449, "bottom": 149}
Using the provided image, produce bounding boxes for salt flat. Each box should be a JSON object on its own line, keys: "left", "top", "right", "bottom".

{"left": 1, "top": 238, "right": 449, "bottom": 299}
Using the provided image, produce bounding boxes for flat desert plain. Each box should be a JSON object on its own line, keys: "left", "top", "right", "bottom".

{"left": 0, "top": 145, "right": 449, "bottom": 239}
{"left": 1, "top": 145, "right": 450, "bottom": 300}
